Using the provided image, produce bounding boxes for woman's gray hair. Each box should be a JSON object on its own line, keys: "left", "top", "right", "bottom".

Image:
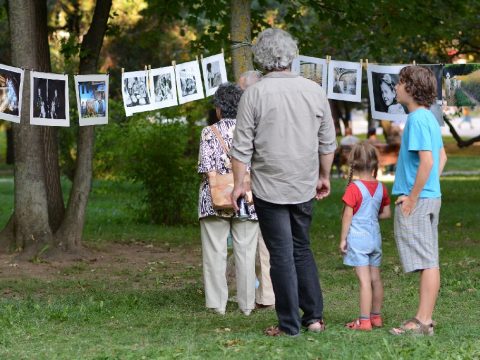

{"left": 213, "top": 82, "right": 244, "bottom": 119}
{"left": 252, "top": 28, "right": 298, "bottom": 71}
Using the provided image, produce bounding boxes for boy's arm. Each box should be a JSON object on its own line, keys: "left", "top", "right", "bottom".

{"left": 339, "top": 206, "right": 353, "bottom": 254}
{"left": 439, "top": 147, "right": 447, "bottom": 176}
{"left": 395, "top": 150, "right": 433, "bottom": 215}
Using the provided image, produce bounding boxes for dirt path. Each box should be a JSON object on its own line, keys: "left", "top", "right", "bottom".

{"left": 0, "top": 242, "right": 202, "bottom": 286}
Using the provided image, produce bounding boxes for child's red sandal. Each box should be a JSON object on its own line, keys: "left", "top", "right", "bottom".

{"left": 345, "top": 318, "right": 372, "bottom": 331}
{"left": 370, "top": 314, "right": 383, "bottom": 328}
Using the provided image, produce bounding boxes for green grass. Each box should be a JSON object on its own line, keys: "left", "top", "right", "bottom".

{"left": 0, "top": 167, "right": 479, "bottom": 358}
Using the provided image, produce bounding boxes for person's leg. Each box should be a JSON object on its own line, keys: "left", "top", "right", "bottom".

{"left": 415, "top": 267, "right": 440, "bottom": 324}
{"left": 231, "top": 219, "right": 259, "bottom": 315}
{"left": 200, "top": 217, "right": 230, "bottom": 313}
{"left": 370, "top": 266, "right": 383, "bottom": 314}
{"left": 289, "top": 199, "right": 323, "bottom": 327}
{"left": 355, "top": 266, "right": 373, "bottom": 318}
{"left": 255, "top": 231, "right": 275, "bottom": 306}
{"left": 254, "top": 195, "right": 300, "bottom": 336}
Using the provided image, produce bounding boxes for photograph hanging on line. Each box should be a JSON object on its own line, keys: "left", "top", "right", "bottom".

{"left": 201, "top": 53, "right": 228, "bottom": 97}
{"left": 121, "top": 70, "right": 151, "bottom": 116}
{"left": 420, "top": 64, "right": 444, "bottom": 125}
{"left": 291, "top": 55, "right": 328, "bottom": 89}
{"left": 175, "top": 60, "right": 204, "bottom": 104}
{"left": 0, "top": 64, "right": 24, "bottom": 123}
{"left": 367, "top": 64, "right": 408, "bottom": 123}
{"left": 74, "top": 74, "right": 109, "bottom": 126}
{"left": 30, "top": 71, "right": 69, "bottom": 126}
{"left": 443, "top": 63, "right": 480, "bottom": 107}
{"left": 149, "top": 66, "right": 178, "bottom": 110}
{"left": 327, "top": 60, "right": 362, "bottom": 102}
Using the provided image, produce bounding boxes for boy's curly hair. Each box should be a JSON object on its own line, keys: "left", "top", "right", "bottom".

{"left": 398, "top": 66, "right": 437, "bottom": 107}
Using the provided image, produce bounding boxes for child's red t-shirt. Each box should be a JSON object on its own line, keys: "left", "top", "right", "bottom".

{"left": 342, "top": 180, "right": 390, "bottom": 215}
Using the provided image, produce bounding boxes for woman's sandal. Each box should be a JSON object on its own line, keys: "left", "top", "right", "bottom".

{"left": 389, "top": 317, "right": 434, "bottom": 336}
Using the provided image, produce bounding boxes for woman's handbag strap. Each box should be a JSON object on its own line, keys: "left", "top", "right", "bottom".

{"left": 209, "top": 125, "right": 230, "bottom": 156}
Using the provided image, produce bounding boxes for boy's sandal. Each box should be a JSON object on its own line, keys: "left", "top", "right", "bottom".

{"left": 307, "top": 320, "right": 326, "bottom": 333}
{"left": 345, "top": 319, "right": 372, "bottom": 331}
{"left": 389, "top": 317, "right": 434, "bottom": 336}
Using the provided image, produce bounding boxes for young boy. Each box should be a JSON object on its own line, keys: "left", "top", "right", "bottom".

{"left": 390, "top": 66, "right": 447, "bottom": 336}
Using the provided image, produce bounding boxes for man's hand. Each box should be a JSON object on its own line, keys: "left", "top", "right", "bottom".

{"left": 315, "top": 177, "right": 331, "bottom": 200}
{"left": 231, "top": 184, "right": 245, "bottom": 211}
{"left": 395, "top": 195, "right": 416, "bottom": 216}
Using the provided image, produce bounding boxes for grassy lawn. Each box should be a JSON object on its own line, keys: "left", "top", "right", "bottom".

{"left": 0, "top": 158, "right": 479, "bottom": 358}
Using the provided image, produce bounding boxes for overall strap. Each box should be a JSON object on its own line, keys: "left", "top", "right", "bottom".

{"left": 210, "top": 125, "right": 230, "bottom": 156}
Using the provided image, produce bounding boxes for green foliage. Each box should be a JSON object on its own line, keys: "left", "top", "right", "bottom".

{"left": 454, "top": 89, "right": 476, "bottom": 107}
{"left": 123, "top": 119, "right": 201, "bottom": 225}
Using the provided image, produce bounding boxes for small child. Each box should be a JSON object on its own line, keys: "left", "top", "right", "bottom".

{"left": 340, "top": 142, "right": 391, "bottom": 331}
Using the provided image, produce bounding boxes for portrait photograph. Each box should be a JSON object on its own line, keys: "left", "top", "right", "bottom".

{"left": 175, "top": 60, "right": 204, "bottom": 104}
{"left": 30, "top": 71, "right": 69, "bottom": 126}
{"left": 149, "top": 66, "right": 178, "bottom": 110}
{"left": 367, "top": 64, "right": 408, "bottom": 122}
{"left": 291, "top": 55, "right": 328, "bottom": 89}
{"left": 121, "top": 70, "right": 151, "bottom": 116}
{"left": 75, "top": 74, "right": 109, "bottom": 126}
{"left": 0, "top": 64, "right": 24, "bottom": 123}
{"left": 201, "top": 53, "right": 228, "bottom": 97}
{"left": 327, "top": 60, "right": 362, "bottom": 102}
{"left": 443, "top": 63, "right": 480, "bottom": 107}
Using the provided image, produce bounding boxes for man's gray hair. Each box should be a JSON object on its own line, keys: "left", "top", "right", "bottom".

{"left": 252, "top": 28, "right": 298, "bottom": 71}
{"left": 239, "top": 70, "right": 263, "bottom": 89}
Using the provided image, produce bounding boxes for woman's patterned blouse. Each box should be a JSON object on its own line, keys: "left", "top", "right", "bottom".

{"left": 197, "top": 118, "right": 257, "bottom": 220}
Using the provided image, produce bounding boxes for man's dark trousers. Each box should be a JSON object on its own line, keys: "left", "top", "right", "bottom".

{"left": 253, "top": 195, "right": 323, "bottom": 335}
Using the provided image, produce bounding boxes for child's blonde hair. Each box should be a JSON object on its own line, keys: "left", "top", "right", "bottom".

{"left": 346, "top": 142, "right": 380, "bottom": 187}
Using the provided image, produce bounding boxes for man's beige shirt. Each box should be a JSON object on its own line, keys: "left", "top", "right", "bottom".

{"left": 231, "top": 71, "right": 337, "bottom": 204}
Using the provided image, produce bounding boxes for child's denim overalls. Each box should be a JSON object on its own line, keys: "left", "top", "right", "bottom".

{"left": 344, "top": 180, "right": 383, "bottom": 267}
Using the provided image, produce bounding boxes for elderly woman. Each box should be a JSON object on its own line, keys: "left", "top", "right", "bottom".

{"left": 230, "top": 29, "right": 337, "bottom": 336}
{"left": 198, "top": 82, "right": 259, "bottom": 316}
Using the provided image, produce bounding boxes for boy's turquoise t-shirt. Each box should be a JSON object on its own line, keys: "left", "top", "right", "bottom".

{"left": 392, "top": 107, "right": 443, "bottom": 198}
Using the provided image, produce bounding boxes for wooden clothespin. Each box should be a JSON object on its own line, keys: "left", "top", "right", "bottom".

{"left": 365, "top": 59, "right": 369, "bottom": 69}
{"left": 172, "top": 60, "right": 176, "bottom": 68}
{"left": 360, "top": 59, "right": 363, "bottom": 69}
{"left": 221, "top": 48, "right": 224, "bottom": 54}
{"left": 148, "top": 65, "right": 151, "bottom": 71}
{"left": 200, "top": 54, "right": 203, "bottom": 61}
{"left": 144, "top": 65, "right": 147, "bottom": 71}
{"left": 326, "top": 55, "right": 331, "bottom": 64}
{"left": 121, "top": 67, "right": 124, "bottom": 74}
{"left": 196, "top": 55, "right": 199, "bottom": 62}
{"left": 413, "top": 60, "right": 416, "bottom": 66}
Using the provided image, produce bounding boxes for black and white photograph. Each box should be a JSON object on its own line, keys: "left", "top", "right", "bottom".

{"left": 0, "top": 64, "right": 24, "bottom": 123}
{"left": 420, "top": 64, "right": 444, "bottom": 125}
{"left": 75, "top": 74, "right": 109, "bottom": 126}
{"left": 291, "top": 55, "right": 328, "bottom": 89}
{"left": 121, "top": 70, "right": 151, "bottom": 116}
{"left": 175, "top": 60, "right": 204, "bottom": 104}
{"left": 443, "top": 63, "right": 480, "bottom": 107}
{"left": 149, "top": 66, "right": 178, "bottom": 110}
{"left": 327, "top": 60, "right": 362, "bottom": 102}
{"left": 367, "top": 64, "right": 408, "bottom": 122}
{"left": 201, "top": 53, "right": 228, "bottom": 97}
{"left": 30, "top": 71, "right": 69, "bottom": 126}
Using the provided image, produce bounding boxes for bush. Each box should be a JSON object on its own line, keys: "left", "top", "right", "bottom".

{"left": 124, "top": 120, "right": 201, "bottom": 225}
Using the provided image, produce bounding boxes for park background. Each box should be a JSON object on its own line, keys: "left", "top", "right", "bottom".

{"left": 0, "top": 0, "right": 479, "bottom": 358}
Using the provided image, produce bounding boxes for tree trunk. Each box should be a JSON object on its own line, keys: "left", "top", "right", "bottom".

{"left": 8, "top": 0, "right": 53, "bottom": 257}
{"left": 55, "top": 0, "right": 112, "bottom": 250}
{"left": 230, "top": 0, "right": 253, "bottom": 81}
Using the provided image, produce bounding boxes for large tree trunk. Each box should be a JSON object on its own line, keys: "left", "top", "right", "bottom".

{"left": 8, "top": 0, "right": 52, "bottom": 257}
{"left": 55, "top": 0, "right": 112, "bottom": 250}
{"left": 230, "top": 0, "right": 253, "bottom": 81}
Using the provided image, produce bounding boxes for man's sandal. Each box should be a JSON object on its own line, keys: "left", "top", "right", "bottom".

{"left": 264, "top": 326, "right": 285, "bottom": 336}
{"left": 389, "top": 317, "right": 434, "bottom": 336}
{"left": 307, "top": 320, "right": 326, "bottom": 333}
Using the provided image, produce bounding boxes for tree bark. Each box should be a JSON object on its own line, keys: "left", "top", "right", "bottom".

{"left": 55, "top": 0, "right": 112, "bottom": 250}
{"left": 9, "top": 0, "right": 53, "bottom": 257}
{"left": 230, "top": 0, "right": 253, "bottom": 81}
